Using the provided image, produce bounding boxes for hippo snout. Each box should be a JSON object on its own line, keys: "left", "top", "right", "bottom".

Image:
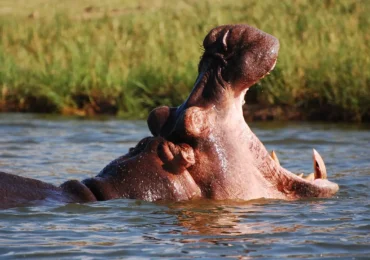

{"left": 201, "top": 24, "right": 280, "bottom": 91}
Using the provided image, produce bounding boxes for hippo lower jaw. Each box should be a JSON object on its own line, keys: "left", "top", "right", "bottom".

{"left": 198, "top": 97, "right": 339, "bottom": 200}
{"left": 228, "top": 63, "right": 338, "bottom": 199}
{"left": 202, "top": 70, "right": 339, "bottom": 200}
{"left": 221, "top": 77, "right": 339, "bottom": 200}
{"left": 260, "top": 148, "right": 339, "bottom": 199}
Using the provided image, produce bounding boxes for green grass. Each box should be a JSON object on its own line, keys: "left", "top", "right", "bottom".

{"left": 0, "top": 0, "right": 369, "bottom": 121}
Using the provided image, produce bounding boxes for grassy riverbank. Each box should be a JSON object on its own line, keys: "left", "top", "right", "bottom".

{"left": 0, "top": 0, "right": 369, "bottom": 121}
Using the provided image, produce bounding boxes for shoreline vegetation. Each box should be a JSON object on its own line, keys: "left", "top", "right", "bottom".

{"left": 0, "top": 0, "right": 369, "bottom": 122}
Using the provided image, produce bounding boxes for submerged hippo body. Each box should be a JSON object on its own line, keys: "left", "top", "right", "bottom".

{"left": 0, "top": 171, "right": 96, "bottom": 209}
{"left": 0, "top": 24, "right": 338, "bottom": 209}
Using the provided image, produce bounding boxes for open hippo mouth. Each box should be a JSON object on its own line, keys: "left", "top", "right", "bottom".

{"left": 147, "top": 24, "right": 339, "bottom": 200}
{"left": 0, "top": 24, "right": 338, "bottom": 209}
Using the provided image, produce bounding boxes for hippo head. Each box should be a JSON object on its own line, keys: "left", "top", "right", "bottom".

{"left": 148, "top": 24, "right": 339, "bottom": 200}
{"left": 82, "top": 137, "right": 201, "bottom": 201}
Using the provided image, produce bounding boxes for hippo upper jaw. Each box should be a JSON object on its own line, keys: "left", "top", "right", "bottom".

{"left": 201, "top": 24, "right": 279, "bottom": 95}
{"left": 180, "top": 24, "right": 280, "bottom": 113}
{"left": 147, "top": 25, "right": 280, "bottom": 139}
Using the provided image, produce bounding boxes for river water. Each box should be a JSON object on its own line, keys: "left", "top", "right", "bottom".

{"left": 0, "top": 114, "right": 369, "bottom": 259}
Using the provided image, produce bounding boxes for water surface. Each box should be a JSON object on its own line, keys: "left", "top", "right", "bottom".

{"left": 0, "top": 114, "right": 369, "bottom": 259}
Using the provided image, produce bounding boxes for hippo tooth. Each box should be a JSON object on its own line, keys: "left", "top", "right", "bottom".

{"left": 271, "top": 59, "right": 277, "bottom": 71}
{"left": 222, "top": 30, "right": 229, "bottom": 51}
{"left": 312, "top": 149, "right": 327, "bottom": 179}
{"left": 270, "top": 150, "right": 280, "bottom": 166}
{"left": 297, "top": 173, "right": 304, "bottom": 178}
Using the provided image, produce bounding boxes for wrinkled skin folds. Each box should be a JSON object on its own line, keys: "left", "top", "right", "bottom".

{"left": 0, "top": 24, "right": 338, "bottom": 209}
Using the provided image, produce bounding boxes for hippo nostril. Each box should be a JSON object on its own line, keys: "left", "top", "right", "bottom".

{"left": 202, "top": 52, "right": 228, "bottom": 67}
{"left": 157, "top": 141, "right": 174, "bottom": 165}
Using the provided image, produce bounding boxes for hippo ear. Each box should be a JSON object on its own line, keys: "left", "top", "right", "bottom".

{"left": 175, "top": 107, "right": 210, "bottom": 138}
{"left": 147, "top": 106, "right": 177, "bottom": 137}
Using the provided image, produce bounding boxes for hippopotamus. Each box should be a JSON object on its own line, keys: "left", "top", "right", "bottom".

{"left": 0, "top": 24, "right": 338, "bottom": 209}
